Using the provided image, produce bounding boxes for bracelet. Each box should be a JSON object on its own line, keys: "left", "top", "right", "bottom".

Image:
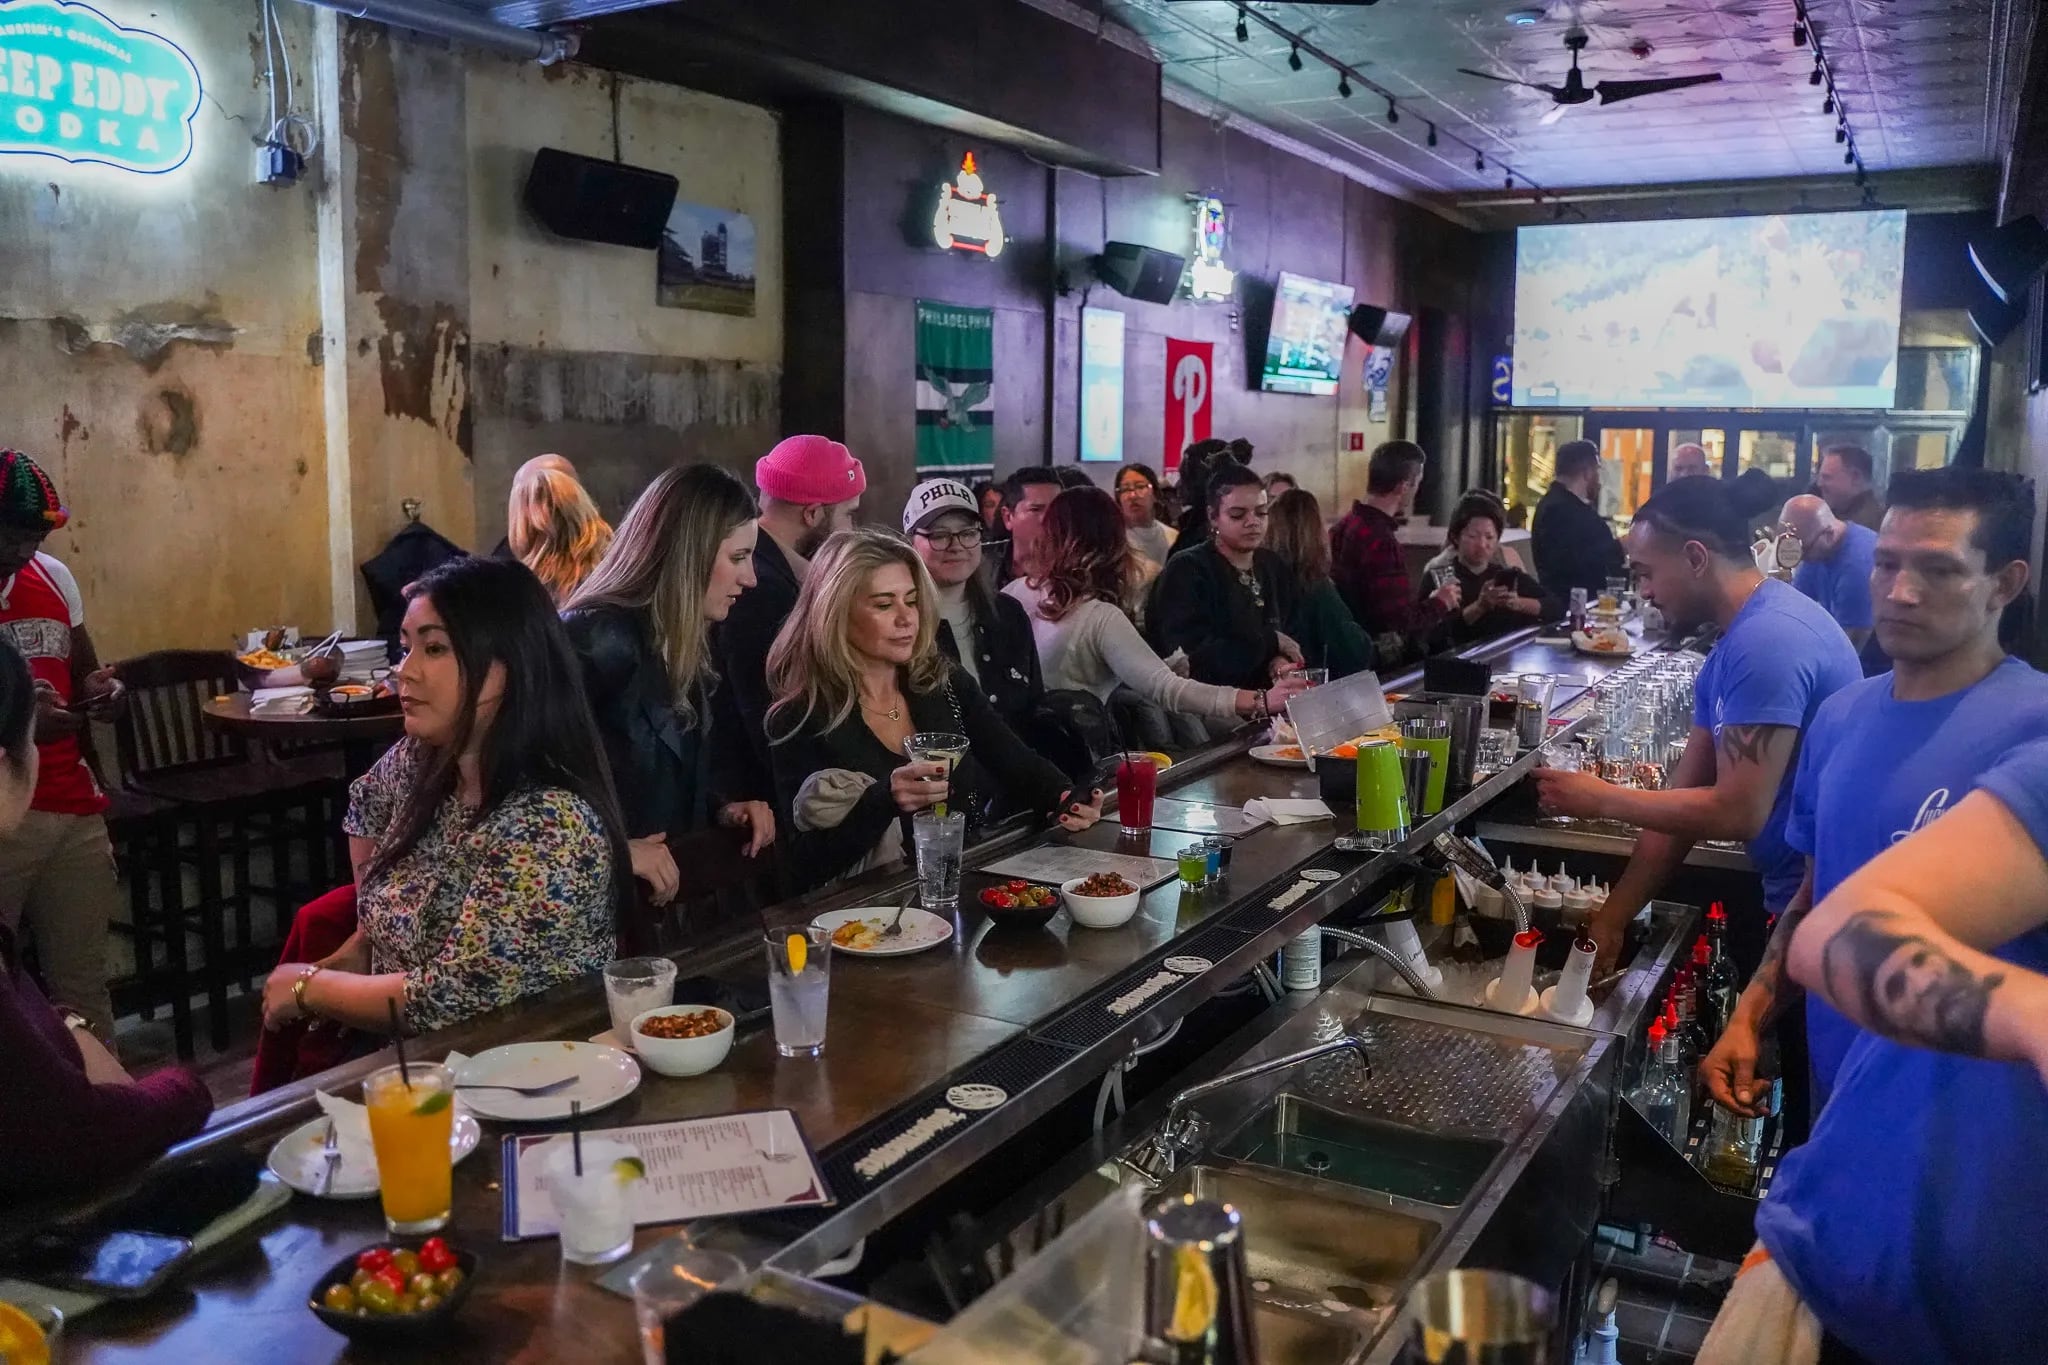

{"left": 1253, "top": 688, "right": 1270, "bottom": 723}
{"left": 293, "top": 964, "right": 323, "bottom": 1017}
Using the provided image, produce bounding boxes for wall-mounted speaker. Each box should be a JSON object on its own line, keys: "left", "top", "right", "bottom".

{"left": 1348, "top": 304, "right": 1412, "bottom": 346}
{"left": 1097, "top": 241, "right": 1186, "bottom": 305}
{"left": 524, "top": 147, "right": 680, "bottom": 250}
{"left": 1969, "top": 215, "right": 2048, "bottom": 305}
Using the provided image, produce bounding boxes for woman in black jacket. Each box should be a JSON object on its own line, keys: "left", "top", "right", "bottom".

{"left": 561, "top": 465, "right": 775, "bottom": 910}
{"left": 765, "top": 529, "right": 1102, "bottom": 891}
{"left": 1420, "top": 497, "right": 1562, "bottom": 648}
{"left": 1149, "top": 463, "right": 1303, "bottom": 690}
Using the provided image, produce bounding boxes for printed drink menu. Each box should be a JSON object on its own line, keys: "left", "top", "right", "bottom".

{"left": 501, "top": 1109, "right": 830, "bottom": 1240}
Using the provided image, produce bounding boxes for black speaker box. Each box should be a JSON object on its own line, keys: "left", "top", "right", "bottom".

{"left": 1969, "top": 215, "right": 2048, "bottom": 305}
{"left": 1348, "top": 304, "right": 1412, "bottom": 346}
{"left": 524, "top": 147, "right": 679, "bottom": 250}
{"left": 1098, "top": 241, "right": 1186, "bottom": 304}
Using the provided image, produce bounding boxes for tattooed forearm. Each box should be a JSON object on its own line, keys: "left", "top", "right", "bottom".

{"left": 1717, "top": 723, "right": 1788, "bottom": 768}
{"left": 1747, "top": 902, "right": 1810, "bottom": 1025}
{"left": 1818, "top": 909, "right": 2006, "bottom": 1056}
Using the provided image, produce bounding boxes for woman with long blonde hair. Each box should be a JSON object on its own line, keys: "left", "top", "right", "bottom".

{"left": 562, "top": 465, "right": 775, "bottom": 915}
{"left": 766, "top": 529, "right": 1102, "bottom": 890}
{"left": 507, "top": 462, "right": 612, "bottom": 603}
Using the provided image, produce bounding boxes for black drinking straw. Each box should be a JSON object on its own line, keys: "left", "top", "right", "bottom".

{"left": 571, "top": 1099, "right": 584, "bottom": 1177}
{"left": 386, "top": 999, "right": 412, "bottom": 1089}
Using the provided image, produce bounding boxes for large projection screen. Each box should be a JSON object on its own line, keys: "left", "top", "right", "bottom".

{"left": 1512, "top": 210, "right": 1907, "bottom": 409}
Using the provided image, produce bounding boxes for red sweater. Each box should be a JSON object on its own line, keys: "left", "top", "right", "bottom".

{"left": 0, "top": 927, "right": 212, "bottom": 1201}
{"left": 1330, "top": 501, "right": 1446, "bottom": 640}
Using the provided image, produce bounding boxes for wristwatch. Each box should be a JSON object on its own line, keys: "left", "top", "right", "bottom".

{"left": 292, "top": 964, "right": 324, "bottom": 1017}
{"left": 58, "top": 1008, "right": 92, "bottom": 1037}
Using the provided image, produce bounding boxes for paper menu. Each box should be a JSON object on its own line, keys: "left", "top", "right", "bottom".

{"left": 1145, "top": 798, "right": 1266, "bottom": 837}
{"left": 501, "top": 1109, "right": 831, "bottom": 1241}
{"left": 978, "top": 845, "right": 1177, "bottom": 890}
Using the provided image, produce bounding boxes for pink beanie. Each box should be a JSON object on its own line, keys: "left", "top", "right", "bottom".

{"left": 755, "top": 435, "right": 867, "bottom": 505}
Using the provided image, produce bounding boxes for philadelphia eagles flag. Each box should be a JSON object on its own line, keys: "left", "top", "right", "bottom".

{"left": 915, "top": 300, "right": 994, "bottom": 476}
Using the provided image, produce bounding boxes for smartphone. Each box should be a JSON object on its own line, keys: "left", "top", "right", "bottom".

{"left": 1, "top": 1228, "right": 193, "bottom": 1298}
{"left": 1489, "top": 567, "right": 1522, "bottom": 588}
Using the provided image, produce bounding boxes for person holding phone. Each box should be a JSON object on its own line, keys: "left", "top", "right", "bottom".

{"left": 0, "top": 638, "right": 212, "bottom": 1201}
{"left": 1423, "top": 498, "right": 1560, "bottom": 646}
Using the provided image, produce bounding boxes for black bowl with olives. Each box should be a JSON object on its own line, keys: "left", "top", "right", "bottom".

{"left": 308, "top": 1238, "right": 478, "bottom": 1341}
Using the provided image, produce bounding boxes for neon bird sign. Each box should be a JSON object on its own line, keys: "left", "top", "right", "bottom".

{"left": 0, "top": 0, "right": 203, "bottom": 175}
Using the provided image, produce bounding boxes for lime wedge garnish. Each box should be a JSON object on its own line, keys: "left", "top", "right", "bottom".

{"left": 786, "top": 933, "right": 808, "bottom": 975}
{"left": 412, "top": 1089, "right": 453, "bottom": 1117}
{"left": 612, "top": 1156, "right": 646, "bottom": 1184}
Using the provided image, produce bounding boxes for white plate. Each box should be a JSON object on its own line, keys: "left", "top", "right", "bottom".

{"left": 1571, "top": 630, "right": 1634, "bottom": 658}
{"left": 1249, "top": 744, "right": 1310, "bottom": 769}
{"left": 810, "top": 906, "right": 956, "bottom": 956}
{"left": 454, "top": 1041, "right": 642, "bottom": 1122}
{"left": 267, "top": 1112, "right": 483, "bottom": 1200}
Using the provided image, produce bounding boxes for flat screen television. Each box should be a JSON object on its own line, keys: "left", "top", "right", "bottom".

{"left": 1512, "top": 209, "right": 1908, "bottom": 409}
{"left": 1261, "top": 271, "right": 1356, "bottom": 396}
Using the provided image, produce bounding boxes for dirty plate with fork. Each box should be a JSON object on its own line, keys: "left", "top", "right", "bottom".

{"left": 810, "top": 906, "right": 956, "bottom": 957}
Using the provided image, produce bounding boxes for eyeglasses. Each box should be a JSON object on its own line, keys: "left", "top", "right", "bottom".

{"left": 919, "top": 527, "right": 984, "bottom": 550}
{"left": 1115, "top": 483, "right": 1152, "bottom": 495}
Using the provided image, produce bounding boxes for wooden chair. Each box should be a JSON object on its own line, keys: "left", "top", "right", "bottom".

{"left": 109, "top": 650, "right": 344, "bottom": 1054}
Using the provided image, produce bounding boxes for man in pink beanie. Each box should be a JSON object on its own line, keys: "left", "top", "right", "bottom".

{"left": 713, "top": 435, "right": 868, "bottom": 780}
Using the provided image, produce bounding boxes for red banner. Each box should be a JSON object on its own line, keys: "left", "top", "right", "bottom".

{"left": 1163, "top": 338, "right": 1213, "bottom": 471}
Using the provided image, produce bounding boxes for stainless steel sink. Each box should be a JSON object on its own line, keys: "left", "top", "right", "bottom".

{"left": 1166, "top": 1163, "right": 1443, "bottom": 1344}
{"left": 1219, "top": 1094, "right": 1505, "bottom": 1207}
{"left": 1255, "top": 1304, "right": 1368, "bottom": 1363}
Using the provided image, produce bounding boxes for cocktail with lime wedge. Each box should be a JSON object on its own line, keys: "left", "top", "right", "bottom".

{"left": 363, "top": 1062, "right": 456, "bottom": 1234}
{"left": 904, "top": 731, "right": 969, "bottom": 818}
{"left": 540, "top": 1138, "right": 645, "bottom": 1265}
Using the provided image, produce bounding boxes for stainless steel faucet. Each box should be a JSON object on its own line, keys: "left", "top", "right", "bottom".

{"left": 1319, "top": 926, "right": 1442, "bottom": 999}
{"left": 1118, "top": 1033, "right": 1372, "bottom": 1185}
{"left": 1432, "top": 831, "right": 1531, "bottom": 933}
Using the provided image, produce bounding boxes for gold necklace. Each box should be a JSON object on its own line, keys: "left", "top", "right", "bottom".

{"left": 860, "top": 696, "right": 904, "bottom": 722}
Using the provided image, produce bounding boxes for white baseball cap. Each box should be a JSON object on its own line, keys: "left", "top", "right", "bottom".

{"left": 903, "top": 478, "right": 980, "bottom": 534}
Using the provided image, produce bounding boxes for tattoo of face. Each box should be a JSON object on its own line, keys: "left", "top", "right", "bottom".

{"left": 1717, "top": 723, "right": 1786, "bottom": 769}
{"left": 1819, "top": 909, "right": 2005, "bottom": 1056}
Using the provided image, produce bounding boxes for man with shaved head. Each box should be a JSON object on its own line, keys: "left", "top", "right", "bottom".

{"left": 1783, "top": 492, "right": 1877, "bottom": 653}
{"left": 1669, "top": 442, "right": 1713, "bottom": 481}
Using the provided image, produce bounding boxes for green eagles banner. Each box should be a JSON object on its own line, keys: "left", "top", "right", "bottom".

{"left": 0, "top": 1, "right": 203, "bottom": 175}
{"left": 915, "top": 300, "right": 994, "bottom": 476}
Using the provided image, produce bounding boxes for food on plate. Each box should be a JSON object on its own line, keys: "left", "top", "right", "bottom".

{"left": 636, "top": 1008, "right": 727, "bottom": 1040}
{"left": 329, "top": 683, "right": 373, "bottom": 699}
{"left": 980, "top": 880, "right": 1056, "bottom": 911}
{"left": 238, "top": 648, "right": 293, "bottom": 671}
{"left": 1267, "top": 744, "right": 1306, "bottom": 761}
{"left": 1073, "top": 872, "right": 1137, "bottom": 898}
{"left": 322, "top": 1239, "right": 466, "bottom": 1317}
{"left": 831, "top": 919, "right": 884, "bottom": 950}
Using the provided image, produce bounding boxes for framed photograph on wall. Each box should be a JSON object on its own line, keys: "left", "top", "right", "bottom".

{"left": 658, "top": 201, "right": 758, "bottom": 316}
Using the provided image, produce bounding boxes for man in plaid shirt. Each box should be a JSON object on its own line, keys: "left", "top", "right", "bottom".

{"left": 1330, "top": 441, "right": 1460, "bottom": 664}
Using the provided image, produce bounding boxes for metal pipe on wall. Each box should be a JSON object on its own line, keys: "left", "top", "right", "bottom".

{"left": 295, "top": 0, "right": 578, "bottom": 64}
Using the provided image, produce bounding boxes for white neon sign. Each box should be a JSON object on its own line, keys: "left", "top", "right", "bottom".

{"left": 931, "top": 152, "right": 1006, "bottom": 259}
{"left": 1181, "top": 195, "right": 1236, "bottom": 302}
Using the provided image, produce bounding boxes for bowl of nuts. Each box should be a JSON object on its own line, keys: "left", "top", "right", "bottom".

{"left": 629, "top": 1004, "right": 735, "bottom": 1078}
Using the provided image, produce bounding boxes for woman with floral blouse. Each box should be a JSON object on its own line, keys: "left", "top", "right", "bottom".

{"left": 260, "top": 556, "right": 629, "bottom": 1038}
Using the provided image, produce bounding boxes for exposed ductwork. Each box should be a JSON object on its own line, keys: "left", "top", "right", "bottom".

{"left": 295, "top": 0, "right": 578, "bottom": 65}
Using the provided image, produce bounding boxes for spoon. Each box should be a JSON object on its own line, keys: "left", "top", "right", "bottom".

{"left": 881, "top": 888, "right": 915, "bottom": 939}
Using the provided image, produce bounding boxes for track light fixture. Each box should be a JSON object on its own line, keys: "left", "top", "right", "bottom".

{"left": 1809, "top": 61, "right": 1823, "bottom": 86}
{"left": 1835, "top": 125, "right": 1846, "bottom": 143}
{"left": 1823, "top": 93, "right": 1834, "bottom": 115}
{"left": 1288, "top": 44, "right": 1302, "bottom": 71}
{"left": 1503, "top": 171, "right": 1513, "bottom": 190}
{"left": 1385, "top": 98, "right": 1398, "bottom": 124}
{"left": 1793, "top": 21, "right": 1808, "bottom": 47}
{"left": 1235, "top": 6, "right": 1248, "bottom": 42}
{"left": 1843, "top": 147, "right": 1854, "bottom": 165}
{"left": 1475, "top": 150, "right": 1485, "bottom": 171}
{"left": 1337, "top": 72, "right": 1352, "bottom": 97}
{"left": 1426, "top": 122, "right": 1438, "bottom": 147}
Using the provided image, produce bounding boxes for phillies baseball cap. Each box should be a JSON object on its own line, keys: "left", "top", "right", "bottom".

{"left": 902, "top": 479, "right": 979, "bottom": 534}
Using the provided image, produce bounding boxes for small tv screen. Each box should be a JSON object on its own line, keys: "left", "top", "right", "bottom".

{"left": 1262, "top": 271, "right": 1355, "bottom": 396}
{"left": 1512, "top": 209, "right": 1908, "bottom": 409}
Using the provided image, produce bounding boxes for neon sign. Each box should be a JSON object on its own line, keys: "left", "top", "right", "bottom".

{"left": 932, "top": 152, "right": 1006, "bottom": 259}
{"left": 1182, "top": 196, "right": 1236, "bottom": 302}
{"left": 0, "top": 1, "right": 201, "bottom": 175}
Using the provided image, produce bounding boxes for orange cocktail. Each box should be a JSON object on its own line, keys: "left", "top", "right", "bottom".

{"left": 364, "top": 1062, "right": 455, "bottom": 1234}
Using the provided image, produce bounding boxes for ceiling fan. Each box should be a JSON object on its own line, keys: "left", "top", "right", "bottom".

{"left": 1459, "top": 32, "right": 1723, "bottom": 124}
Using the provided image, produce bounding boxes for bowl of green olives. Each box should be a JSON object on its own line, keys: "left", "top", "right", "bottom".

{"left": 309, "top": 1237, "right": 476, "bottom": 1340}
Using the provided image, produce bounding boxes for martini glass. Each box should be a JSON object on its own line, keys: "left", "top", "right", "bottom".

{"left": 904, "top": 731, "right": 970, "bottom": 819}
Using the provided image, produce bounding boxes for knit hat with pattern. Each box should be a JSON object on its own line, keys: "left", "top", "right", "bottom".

{"left": 0, "top": 450, "right": 67, "bottom": 531}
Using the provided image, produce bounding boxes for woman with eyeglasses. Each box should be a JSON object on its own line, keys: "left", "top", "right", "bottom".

{"left": 902, "top": 479, "right": 1044, "bottom": 736}
{"left": 1115, "top": 463, "right": 1177, "bottom": 570}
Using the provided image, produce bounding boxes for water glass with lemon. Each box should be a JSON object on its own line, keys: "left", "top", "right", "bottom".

{"left": 765, "top": 926, "right": 831, "bottom": 1059}
{"left": 540, "top": 1138, "right": 645, "bottom": 1265}
{"left": 364, "top": 1061, "right": 456, "bottom": 1235}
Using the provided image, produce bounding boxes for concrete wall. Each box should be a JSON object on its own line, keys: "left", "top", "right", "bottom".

{"left": 0, "top": 5, "right": 782, "bottom": 656}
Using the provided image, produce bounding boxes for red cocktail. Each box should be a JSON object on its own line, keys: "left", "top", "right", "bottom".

{"left": 1116, "top": 753, "right": 1158, "bottom": 836}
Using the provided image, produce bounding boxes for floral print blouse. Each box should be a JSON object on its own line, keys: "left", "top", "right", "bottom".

{"left": 345, "top": 740, "right": 616, "bottom": 1034}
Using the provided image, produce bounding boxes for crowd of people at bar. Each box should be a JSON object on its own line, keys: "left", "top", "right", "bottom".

{"left": 1, "top": 420, "right": 2046, "bottom": 1363}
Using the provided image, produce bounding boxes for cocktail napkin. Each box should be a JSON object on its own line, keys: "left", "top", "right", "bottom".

{"left": 1243, "top": 798, "right": 1334, "bottom": 825}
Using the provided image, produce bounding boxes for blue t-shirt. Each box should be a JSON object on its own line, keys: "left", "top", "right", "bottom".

{"left": 1759, "top": 734, "right": 2048, "bottom": 1365}
{"left": 1784, "top": 657, "right": 2048, "bottom": 1099}
{"left": 1791, "top": 521, "right": 1877, "bottom": 631}
{"left": 1690, "top": 578, "right": 1861, "bottom": 911}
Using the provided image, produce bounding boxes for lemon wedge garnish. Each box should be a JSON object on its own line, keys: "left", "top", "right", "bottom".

{"left": 612, "top": 1156, "right": 646, "bottom": 1184}
{"left": 787, "top": 932, "right": 808, "bottom": 975}
{"left": 0, "top": 1302, "right": 50, "bottom": 1365}
{"left": 1167, "top": 1243, "right": 1217, "bottom": 1342}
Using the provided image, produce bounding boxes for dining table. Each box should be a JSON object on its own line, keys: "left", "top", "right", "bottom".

{"left": 201, "top": 693, "right": 406, "bottom": 781}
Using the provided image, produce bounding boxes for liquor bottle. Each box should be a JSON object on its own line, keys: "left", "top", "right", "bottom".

{"left": 1630, "top": 1018, "right": 1691, "bottom": 1145}
{"left": 1701, "top": 904, "right": 1741, "bottom": 1042}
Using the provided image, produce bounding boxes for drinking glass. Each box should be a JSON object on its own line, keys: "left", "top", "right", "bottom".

{"left": 540, "top": 1137, "right": 643, "bottom": 1265}
{"left": 765, "top": 926, "right": 831, "bottom": 1058}
{"left": 1115, "top": 752, "right": 1158, "bottom": 837}
{"left": 1515, "top": 673, "right": 1556, "bottom": 750}
{"left": 912, "top": 809, "right": 967, "bottom": 912}
{"left": 604, "top": 957, "right": 678, "bottom": 1041}
{"left": 903, "top": 731, "right": 970, "bottom": 817}
{"left": 1299, "top": 668, "right": 1331, "bottom": 688}
{"left": 363, "top": 1062, "right": 454, "bottom": 1235}
{"left": 1475, "top": 728, "right": 1515, "bottom": 774}
{"left": 630, "top": 1246, "right": 747, "bottom": 1365}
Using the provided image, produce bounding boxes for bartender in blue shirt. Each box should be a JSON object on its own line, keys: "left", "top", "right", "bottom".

{"left": 1533, "top": 477, "right": 1861, "bottom": 975}
{"left": 1693, "top": 726, "right": 2048, "bottom": 1365}
{"left": 1700, "top": 468, "right": 2048, "bottom": 1122}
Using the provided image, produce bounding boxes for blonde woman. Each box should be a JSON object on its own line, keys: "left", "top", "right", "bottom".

{"left": 506, "top": 459, "right": 611, "bottom": 602}
{"left": 562, "top": 465, "right": 774, "bottom": 915}
{"left": 766, "top": 529, "right": 1102, "bottom": 890}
